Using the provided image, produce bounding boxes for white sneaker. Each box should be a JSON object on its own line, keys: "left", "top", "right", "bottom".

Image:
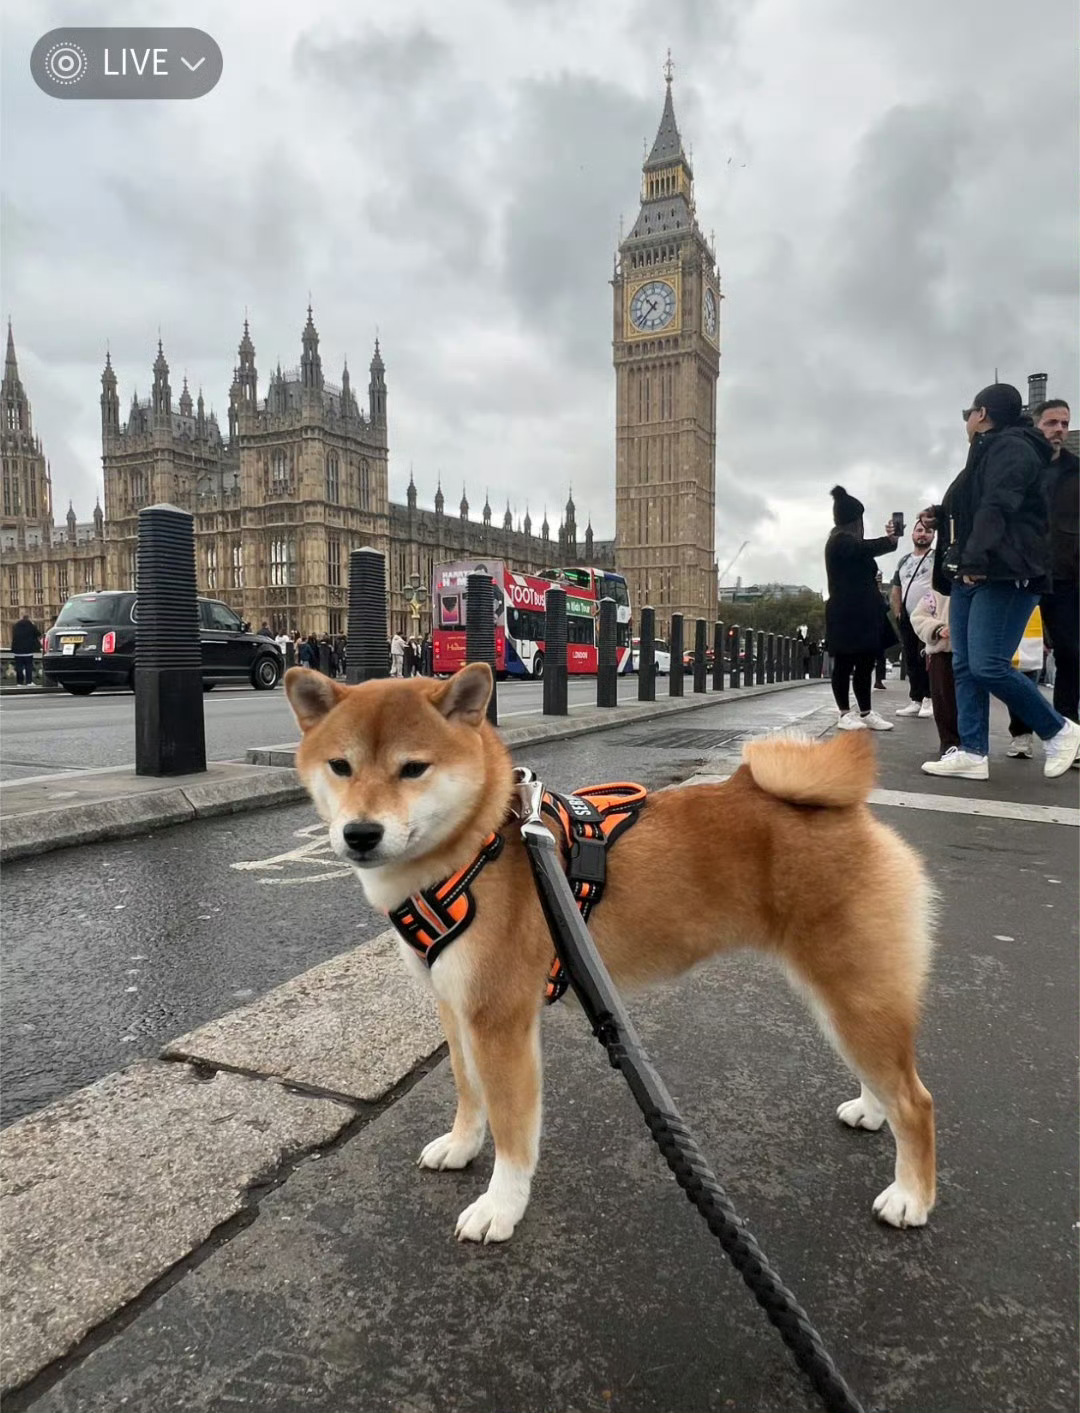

{"left": 1006, "top": 734, "right": 1034, "bottom": 759}
{"left": 895, "top": 701, "right": 923, "bottom": 717}
{"left": 918, "top": 700, "right": 935, "bottom": 718}
{"left": 921, "top": 748, "right": 989, "bottom": 780}
{"left": 861, "top": 710, "right": 895, "bottom": 731}
{"left": 836, "top": 711, "right": 868, "bottom": 731}
{"left": 1043, "top": 719, "right": 1080, "bottom": 778}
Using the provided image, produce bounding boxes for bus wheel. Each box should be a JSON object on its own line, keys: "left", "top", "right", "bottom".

{"left": 532, "top": 653, "right": 544, "bottom": 681}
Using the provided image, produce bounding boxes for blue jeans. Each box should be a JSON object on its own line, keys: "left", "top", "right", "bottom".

{"left": 950, "top": 581, "right": 1066, "bottom": 757}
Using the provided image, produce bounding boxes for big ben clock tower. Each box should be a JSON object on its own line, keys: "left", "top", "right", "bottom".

{"left": 613, "top": 56, "right": 720, "bottom": 624}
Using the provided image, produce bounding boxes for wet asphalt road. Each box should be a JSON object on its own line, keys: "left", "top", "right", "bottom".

{"left": 0, "top": 687, "right": 828, "bottom": 1126}
{"left": 0, "top": 676, "right": 650, "bottom": 781}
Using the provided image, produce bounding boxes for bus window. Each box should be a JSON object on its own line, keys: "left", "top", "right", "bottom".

{"left": 603, "top": 574, "right": 630, "bottom": 607}
{"left": 567, "top": 614, "right": 594, "bottom": 645}
{"left": 616, "top": 623, "right": 630, "bottom": 647}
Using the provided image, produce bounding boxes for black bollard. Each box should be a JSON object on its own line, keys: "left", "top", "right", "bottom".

{"left": 637, "top": 606, "right": 656, "bottom": 703}
{"left": 318, "top": 641, "right": 332, "bottom": 676}
{"left": 712, "top": 621, "right": 725, "bottom": 692}
{"left": 542, "top": 585, "right": 568, "bottom": 716}
{"left": 782, "top": 637, "right": 791, "bottom": 681}
{"left": 668, "top": 614, "right": 684, "bottom": 697}
{"left": 465, "top": 572, "right": 498, "bottom": 725}
{"left": 743, "top": 626, "right": 755, "bottom": 688}
{"left": 597, "top": 597, "right": 618, "bottom": 708}
{"left": 693, "top": 618, "right": 708, "bottom": 694}
{"left": 766, "top": 633, "right": 775, "bottom": 684}
{"left": 285, "top": 640, "right": 296, "bottom": 669}
{"left": 134, "top": 503, "right": 206, "bottom": 776}
{"left": 756, "top": 631, "right": 766, "bottom": 686}
{"left": 347, "top": 547, "right": 389, "bottom": 684}
{"left": 730, "top": 623, "right": 741, "bottom": 689}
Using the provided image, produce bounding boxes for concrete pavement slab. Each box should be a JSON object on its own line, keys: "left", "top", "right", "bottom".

{"left": 164, "top": 929, "right": 444, "bottom": 1103}
{"left": 0, "top": 1061, "right": 353, "bottom": 1395}
{"left": 0, "top": 762, "right": 306, "bottom": 862}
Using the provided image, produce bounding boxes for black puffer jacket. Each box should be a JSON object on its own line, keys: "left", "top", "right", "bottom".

{"left": 824, "top": 532, "right": 898, "bottom": 655}
{"left": 1046, "top": 448, "right": 1079, "bottom": 584}
{"left": 932, "top": 424, "right": 1053, "bottom": 594}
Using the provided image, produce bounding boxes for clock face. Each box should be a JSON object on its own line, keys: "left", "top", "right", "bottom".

{"left": 629, "top": 280, "right": 677, "bottom": 333}
{"left": 703, "top": 286, "right": 718, "bottom": 339}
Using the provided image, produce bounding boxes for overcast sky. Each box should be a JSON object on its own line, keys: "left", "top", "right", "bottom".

{"left": 2, "top": 0, "right": 1077, "bottom": 592}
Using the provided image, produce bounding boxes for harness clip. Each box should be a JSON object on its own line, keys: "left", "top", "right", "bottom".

{"left": 569, "top": 834, "right": 608, "bottom": 885}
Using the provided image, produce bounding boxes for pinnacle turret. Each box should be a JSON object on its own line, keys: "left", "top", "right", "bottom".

{"left": 300, "top": 305, "right": 323, "bottom": 392}
{"left": 368, "top": 336, "right": 387, "bottom": 425}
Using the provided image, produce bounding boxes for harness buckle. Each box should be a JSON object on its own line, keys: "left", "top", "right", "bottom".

{"left": 568, "top": 833, "right": 607, "bottom": 885}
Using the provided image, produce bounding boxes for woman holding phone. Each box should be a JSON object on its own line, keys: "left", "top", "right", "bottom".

{"left": 824, "top": 486, "right": 899, "bottom": 731}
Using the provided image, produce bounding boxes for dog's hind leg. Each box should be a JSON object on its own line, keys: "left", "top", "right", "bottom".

{"left": 454, "top": 1006, "right": 542, "bottom": 1244}
{"left": 418, "top": 1000, "right": 488, "bottom": 1171}
{"left": 787, "top": 960, "right": 936, "bottom": 1229}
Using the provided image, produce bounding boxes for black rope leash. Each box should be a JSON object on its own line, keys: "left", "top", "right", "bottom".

{"left": 518, "top": 784, "right": 866, "bottom": 1413}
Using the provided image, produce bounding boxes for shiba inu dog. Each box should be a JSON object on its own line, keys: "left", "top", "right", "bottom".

{"left": 286, "top": 662, "right": 936, "bottom": 1244}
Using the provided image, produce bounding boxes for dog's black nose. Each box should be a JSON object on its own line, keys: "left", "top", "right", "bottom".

{"left": 342, "top": 820, "right": 384, "bottom": 855}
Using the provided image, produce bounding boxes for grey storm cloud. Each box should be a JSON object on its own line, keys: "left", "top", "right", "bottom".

{"left": 1, "top": 0, "right": 1075, "bottom": 590}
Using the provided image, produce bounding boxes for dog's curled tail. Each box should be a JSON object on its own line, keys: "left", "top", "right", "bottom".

{"left": 742, "top": 730, "right": 876, "bottom": 808}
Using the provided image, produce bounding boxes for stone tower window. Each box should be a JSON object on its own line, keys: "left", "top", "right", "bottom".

{"left": 206, "top": 543, "right": 218, "bottom": 590}
{"left": 326, "top": 453, "right": 340, "bottom": 503}
{"left": 360, "top": 459, "right": 370, "bottom": 510}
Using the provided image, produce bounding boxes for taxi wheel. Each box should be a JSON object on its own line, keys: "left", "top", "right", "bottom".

{"left": 252, "top": 656, "right": 281, "bottom": 690}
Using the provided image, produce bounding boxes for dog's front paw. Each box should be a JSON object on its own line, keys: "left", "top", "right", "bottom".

{"left": 872, "top": 1181, "right": 929, "bottom": 1228}
{"left": 418, "top": 1130, "right": 484, "bottom": 1171}
{"left": 837, "top": 1094, "right": 886, "bottom": 1131}
{"left": 455, "top": 1190, "right": 524, "bottom": 1244}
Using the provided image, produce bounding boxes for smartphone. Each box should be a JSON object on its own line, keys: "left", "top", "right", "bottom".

{"left": 891, "top": 511, "right": 905, "bottom": 538}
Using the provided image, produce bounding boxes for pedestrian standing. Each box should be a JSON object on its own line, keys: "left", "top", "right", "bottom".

{"left": 402, "top": 636, "right": 416, "bottom": 678}
{"left": 298, "top": 634, "right": 319, "bottom": 669}
{"left": 910, "top": 589, "right": 960, "bottom": 757}
{"left": 10, "top": 611, "right": 41, "bottom": 686}
{"left": 919, "top": 383, "right": 1080, "bottom": 779}
{"left": 890, "top": 519, "right": 936, "bottom": 718}
{"left": 421, "top": 632, "right": 433, "bottom": 676}
{"left": 1032, "top": 398, "right": 1078, "bottom": 724}
{"left": 824, "top": 486, "right": 899, "bottom": 731}
{"left": 390, "top": 631, "right": 405, "bottom": 677}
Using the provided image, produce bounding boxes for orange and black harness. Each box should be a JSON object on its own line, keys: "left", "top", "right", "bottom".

{"left": 386, "top": 781, "right": 647, "bottom": 1003}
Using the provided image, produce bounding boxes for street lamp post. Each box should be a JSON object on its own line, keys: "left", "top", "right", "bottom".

{"left": 397, "top": 571, "right": 428, "bottom": 638}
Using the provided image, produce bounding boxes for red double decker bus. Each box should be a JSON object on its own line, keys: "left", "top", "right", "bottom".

{"left": 432, "top": 560, "right": 632, "bottom": 679}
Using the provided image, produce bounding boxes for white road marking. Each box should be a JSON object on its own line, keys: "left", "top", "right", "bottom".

{"left": 230, "top": 821, "right": 354, "bottom": 885}
{"left": 868, "top": 788, "right": 1079, "bottom": 828}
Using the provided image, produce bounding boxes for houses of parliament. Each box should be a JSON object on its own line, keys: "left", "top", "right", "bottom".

{"left": 2, "top": 70, "right": 722, "bottom": 645}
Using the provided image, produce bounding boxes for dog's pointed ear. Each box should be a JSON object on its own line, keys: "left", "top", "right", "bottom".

{"left": 435, "top": 662, "right": 492, "bottom": 728}
{"left": 285, "top": 667, "right": 345, "bottom": 732}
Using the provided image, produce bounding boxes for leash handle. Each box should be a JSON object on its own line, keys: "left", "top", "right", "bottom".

{"left": 519, "top": 819, "right": 866, "bottom": 1413}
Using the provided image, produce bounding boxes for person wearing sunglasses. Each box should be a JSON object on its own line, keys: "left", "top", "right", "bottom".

{"left": 918, "top": 383, "right": 1080, "bottom": 779}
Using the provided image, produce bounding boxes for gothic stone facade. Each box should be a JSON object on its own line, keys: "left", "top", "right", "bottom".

{"left": 613, "top": 70, "right": 721, "bottom": 624}
{"left": 1, "top": 313, "right": 612, "bottom": 646}
{"left": 1, "top": 323, "right": 107, "bottom": 644}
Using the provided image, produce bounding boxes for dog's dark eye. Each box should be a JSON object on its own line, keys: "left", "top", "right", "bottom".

{"left": 400, "top": 761, "right": 429, "bottom": 780}
{"left": 328, "top": 758, "right": 352, "bottom": 777}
